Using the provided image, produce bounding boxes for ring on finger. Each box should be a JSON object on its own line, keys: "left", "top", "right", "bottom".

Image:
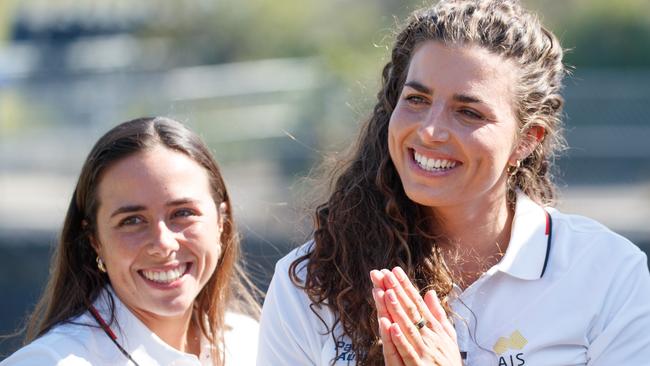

{"left": 414, "top": 317, "right": 427, "bottom": 330}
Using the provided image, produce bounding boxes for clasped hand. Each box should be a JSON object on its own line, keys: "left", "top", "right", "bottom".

{"left": 370, "top": 267, "right": 462, "bottom": 366}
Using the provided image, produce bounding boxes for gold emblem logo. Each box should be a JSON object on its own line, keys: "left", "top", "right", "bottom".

{"left": 492, "top": 330, "right": 527, "bottom": 355}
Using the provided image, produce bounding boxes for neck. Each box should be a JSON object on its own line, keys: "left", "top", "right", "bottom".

{"left": 130, "top": 306, "right": 200, "bottom": 356}
{"left": 433, "top": 190, "right": 515, "bottom": 287}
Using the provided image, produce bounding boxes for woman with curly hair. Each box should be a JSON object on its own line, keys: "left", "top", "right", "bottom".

{"left": 257, "top": 0, "right": 650, "bottom": 365}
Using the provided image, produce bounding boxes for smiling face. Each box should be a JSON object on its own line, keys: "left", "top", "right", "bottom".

{"left": 388, "top": 41, "right": 526, "bottom": 213}
{"left": 93, "top": 145, "right": 223, "bottom": 323}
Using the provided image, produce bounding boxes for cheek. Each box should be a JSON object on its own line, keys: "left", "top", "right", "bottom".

{"left": 387, "top": 109, "right": 409, "bottom": 158}
{"left": 200, "top": 243, "right": 222, "bottom": 285}
{"left": 186, "top": 225, "right": 222, "bottom": 263}
{"left": 468, "top": 124, "right": 516, "bottom": 155}
{"left": 95, "top": 229, "right": 119, "bottom": 259}
{"left": 389, "top": 104, "right": 419, "bottom": 129}
{"left": 466, "top": 131, "right": 518, "bottom": 180}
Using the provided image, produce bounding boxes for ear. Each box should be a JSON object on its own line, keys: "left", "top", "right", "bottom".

{"left": 83, "top": 219, "right": 101, "bottom": 253}
{"left": 217, "top": 202, "right": 228, "bottom": 232}
{"left": 510, "top": 125, "right": 545, "bottom": 165}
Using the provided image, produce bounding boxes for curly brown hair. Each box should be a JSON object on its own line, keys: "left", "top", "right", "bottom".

{"left": 290, "top": 0, "right": 566, "bottom": 364}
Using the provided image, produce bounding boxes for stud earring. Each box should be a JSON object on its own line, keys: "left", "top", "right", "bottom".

{"left": 96, "top": 256, "right": 107, "bottom": 273}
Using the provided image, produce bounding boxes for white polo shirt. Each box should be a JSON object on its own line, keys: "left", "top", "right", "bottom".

{"left": 453, "top": 193, "right": 650, "bottom": 366}
{"left": 2, "top": 287, "right": 259, "bottom": 365}
{"left": 257, "top": 193, "right": 650, "bottom": 365}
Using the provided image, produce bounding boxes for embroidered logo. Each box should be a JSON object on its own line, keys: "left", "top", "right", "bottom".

{"left": 492, "top": 330, "right": 527, "bottom": 354}
{"left": 493, "top": 330, "right": 527, "bottom": 366}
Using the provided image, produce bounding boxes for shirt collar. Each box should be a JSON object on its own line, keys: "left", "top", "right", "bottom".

{"left": 494, "top": 191, "right": 551, "bottom": 280}
{"left": 93, "top": 286, "right": 209, "bottom": 364}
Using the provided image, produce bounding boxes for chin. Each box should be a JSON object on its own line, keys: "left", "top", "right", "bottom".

{"left": 402, "top": 182, "right": 451, "bottom": 208}
{"left": 150, "top": 302, "right": 195, "bottom": 318}
{"left": 147, "top": 293, "right": 197, "bottom": 316}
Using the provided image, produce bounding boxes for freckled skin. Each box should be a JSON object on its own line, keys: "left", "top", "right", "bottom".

{"left": 93, "top": 146, "right": 223, "bottom": 331}
{"left": 388, "top": 41, "right": 524, "bottom": 215}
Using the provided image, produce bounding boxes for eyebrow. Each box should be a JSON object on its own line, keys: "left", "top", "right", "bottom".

{"left": 167, "top": 198, "right": 201, "bottom": 207}
{"left": 110, "top": 205, "right": 146, "bottom": 218}
{"left": 452, "top": 93, "right": 483, "bottom": 104}
{"left": 404, "top": 80, "right": 485, "bottom": 105}
{"left": 404, "top": 80, "right": 432, "bottom": 94}
{"left": 109, "top": 198, "right": 201, "bottom": 218}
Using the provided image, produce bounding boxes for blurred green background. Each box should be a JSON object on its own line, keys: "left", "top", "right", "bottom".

{"left": 1, "top": 0, "right": 649, "bottom": 357}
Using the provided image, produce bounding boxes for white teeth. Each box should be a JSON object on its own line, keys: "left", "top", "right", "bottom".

{"left": 426, "top": 159, "right": 434, "bottom": 170}
{"left": 413, "top": 151, "right": 457, "bottom": 172}
{"left": 142, "top": 263, "right": 187, "bottom": 284}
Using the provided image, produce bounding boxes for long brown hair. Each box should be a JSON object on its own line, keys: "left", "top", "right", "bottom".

{"left": 290, "top": 0, "right": 566, "bottom": 364}
{"left": 24, "top": 117, "right": 260, "bottom": 365}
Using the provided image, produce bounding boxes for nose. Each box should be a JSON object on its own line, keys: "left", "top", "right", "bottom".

{"left": 147, "top": 220, "right": 180, "bottom": 257}
{"left": 417, "top": 101, "right": 450, "bottom": 143}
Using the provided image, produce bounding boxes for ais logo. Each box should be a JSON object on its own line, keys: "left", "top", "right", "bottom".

{"left": 493, "top": 330, "right": 527, "bottom": 366}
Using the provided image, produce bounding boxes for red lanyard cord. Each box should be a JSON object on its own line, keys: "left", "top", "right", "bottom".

{"left": 88, "top": 305, "right": 141, "bottom": 366}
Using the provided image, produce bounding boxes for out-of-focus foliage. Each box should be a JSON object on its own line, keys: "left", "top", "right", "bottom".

{"left": 145, "top": 0, "right": 413, "bottom": 87}
{"left": 137, "top": 0, "right": 650, "bottom": 71}
{"left": 525, "top": 0, "right": 650, "bottom": 68}
{"left": 3, "top": 0, "right": 649, "bottom": 79}
{"left": 2, "top": 0, "right": 649, "bottom": 153}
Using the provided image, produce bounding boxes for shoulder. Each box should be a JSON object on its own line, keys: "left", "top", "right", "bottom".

{"left": 257, "top": 241, "right": 339, "bottom": 365}
{"left": 546, "top": 213, "right": 650, "bottom": 363}
{"left": 275, "top": 241, "right": 314, "bottom": 270}
{"left": 261, "top": 241, "right": 316, "bottom": 312}
{"left": 548, "top": 208, "right": 646, "bottom": 270}
{"left": 545, "top": 208, "right": 649, "bottom": 309}
{"left": 271, "top": 240, "right": 314, "bottom": 285}
{"left": 263, "top": 239, "right": 335, "bottom": 325}
{"left": 1, "top": 321, "right": 97, "bottom": 365}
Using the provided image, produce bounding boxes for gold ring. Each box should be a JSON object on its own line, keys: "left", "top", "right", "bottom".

{"left": 414, "top": 317, "right": 427, "bottom": 330}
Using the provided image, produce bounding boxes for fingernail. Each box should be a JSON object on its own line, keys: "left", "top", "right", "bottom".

{"left": 426, "top": 289, "right": 438, "bottom": 300}
{"left": 386, "top": 289, "right": 397, "bottom": 303}
{"left": 392, "top": 324, "right": 402, "bottom": 336}
{"left": 394, "top": 266, "right": 406, "bottom": 280}
{"left": 386, "top": 273, "right": 398, "bottom": 287}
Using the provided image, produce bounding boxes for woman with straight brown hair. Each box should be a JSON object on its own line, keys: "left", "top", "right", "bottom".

{"left": 2, "top": 117, "right": 260, "bottom": 365}
{"left": 257, "top": 0, "right": 650, "bottom": 365}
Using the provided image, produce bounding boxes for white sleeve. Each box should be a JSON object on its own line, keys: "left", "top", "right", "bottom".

{"left": 0, "top": 343, "right": 92, "bottom": 366}
{"left": 256, "top": 253, "right": 326, "bottom": 366}
{"left": 587, "top": 251, "right": 650, "bottom": 365}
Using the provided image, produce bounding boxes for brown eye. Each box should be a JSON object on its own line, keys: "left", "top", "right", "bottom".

{"left": 459, "top": 108, "right": 484, "bottom": 120}
{"left": 405, "top": 95, "right": 428, "bottom": 105}
{"left": 119, "top": 216, "right": 144, "bottom": 227}
{"left": 173, "top": 208, "right": 197, "bottom": 218}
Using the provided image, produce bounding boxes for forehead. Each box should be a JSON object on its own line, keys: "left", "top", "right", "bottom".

{"left": 406, "top": 41, "right": 519, "bottom": 104}
{"left": 96, "top": 146, "right": 213, "bottom": 208}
